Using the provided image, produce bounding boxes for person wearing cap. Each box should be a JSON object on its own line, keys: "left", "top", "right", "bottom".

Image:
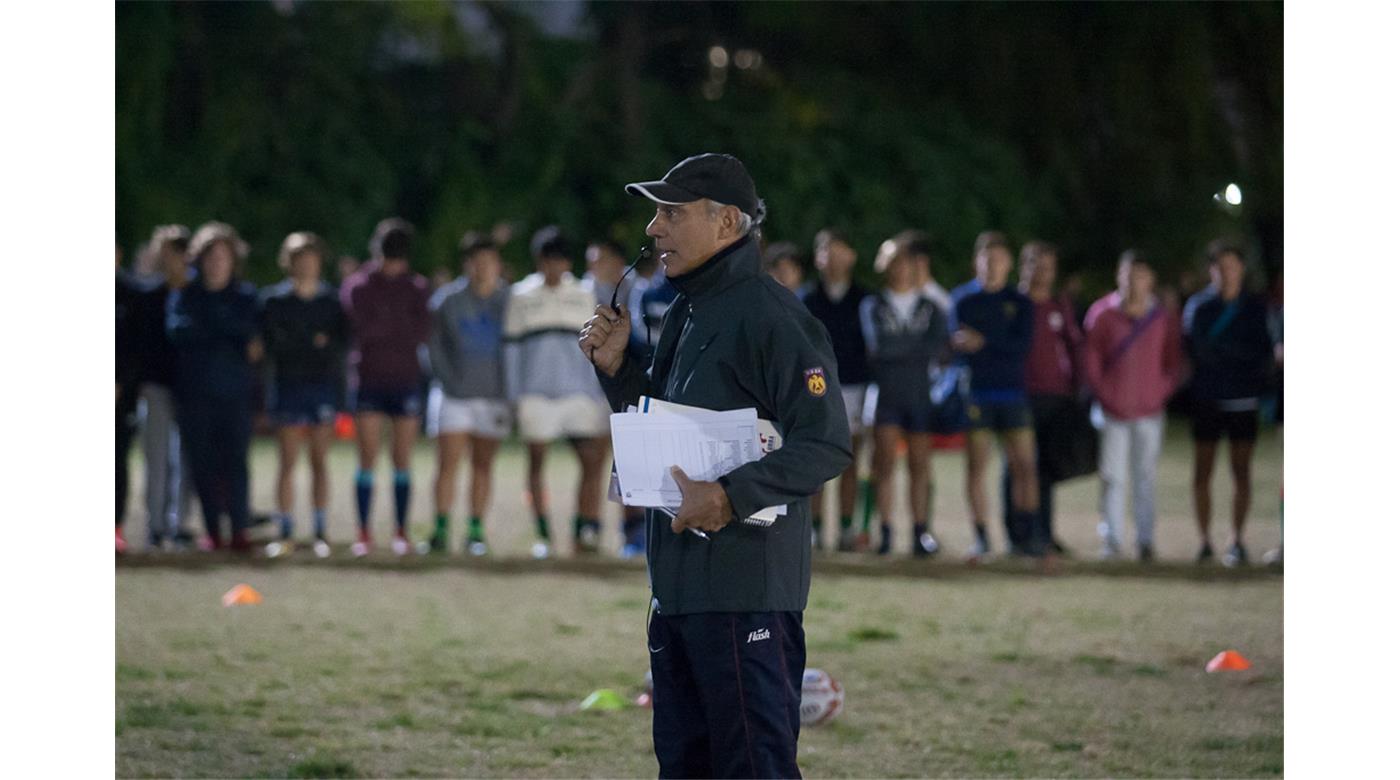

{"left": 578, "top": 153, "right": 852, "bottom": 778}
{"left": 165, "top": 222, "right": 260, "bottom": 551}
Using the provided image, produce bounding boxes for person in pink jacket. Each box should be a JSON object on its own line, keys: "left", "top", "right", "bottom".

{"left": 1083, "top": 251, "right": 1182, "bottom": 561}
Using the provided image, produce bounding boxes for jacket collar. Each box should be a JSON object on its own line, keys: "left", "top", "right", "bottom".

{"left": 668, "top": 235, "right": 757, "bottom": 304}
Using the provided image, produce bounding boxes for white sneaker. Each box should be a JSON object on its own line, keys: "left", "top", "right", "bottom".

{"left": 1099, "top": 540, "right": 1122, "bottom": 560}
{"left": 312, "top": 539, "right": 332, "bottom": 559}
{"left": 391, "top": 535, "right": 412, "bottom": 556}
{"left": 350, "top": 540, "right": 371, "bottom": 558}
{"left": 965, "top": 537, "right": 990, "bottom": 564}
{"left": 468, "top": 541, "right": 489, "bottom": 557}
{"left": 531, "top": 541, "right": 552, "bottom": 560}
{"left": 264, "top": 540, "right": 292, "bottom": 559}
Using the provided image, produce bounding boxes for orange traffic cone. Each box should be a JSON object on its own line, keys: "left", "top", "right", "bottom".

{"left": 222, "top": 584, "right": 263, "bottom": 607}
{"left": 1206, "top": 650, "right": 1252, "bottom": 672}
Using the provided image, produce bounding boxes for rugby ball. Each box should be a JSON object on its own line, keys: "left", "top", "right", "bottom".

{"left": 800, "top": 668, "right": 844, "bottom": 726}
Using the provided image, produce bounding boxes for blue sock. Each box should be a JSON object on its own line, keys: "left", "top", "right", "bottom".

{"left": 355, "top": 469, "right": 374, "bottom": 532}
{"left": 313, "top": 509, "right": 327, "bottom": 539}
{"left": 276, "top": 512, "right": 293, "bottom": 540}
{"left": 393, "top": 470, "right": 411, "bottom": 533}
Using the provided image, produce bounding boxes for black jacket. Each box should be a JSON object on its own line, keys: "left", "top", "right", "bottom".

{"left": 166, "top": 279, "right": 260, "bottom": 404}
{"left": 597, "top": 236, "right": 852, "bottom": 615}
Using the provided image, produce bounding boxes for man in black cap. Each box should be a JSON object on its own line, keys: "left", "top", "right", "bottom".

{"left": 578, "top": 153, "right": 852, "bottom": 778}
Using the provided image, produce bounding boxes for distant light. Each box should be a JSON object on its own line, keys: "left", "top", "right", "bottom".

{"left": 734, "top": 49, "right": 762, "bottom": 70}
{"left": 708, "top": 46, "right": 729, "bottom": 69}
{"left": 1225, "top": 183, "right": 1243, "bottom": 206}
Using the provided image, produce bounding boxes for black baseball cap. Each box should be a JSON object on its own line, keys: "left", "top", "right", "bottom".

{"left": 625, "top": 153, "right": 759, "bottom": 218}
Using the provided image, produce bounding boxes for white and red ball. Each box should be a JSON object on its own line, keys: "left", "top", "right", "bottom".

{"left": 799, "top": 668, "right": 844, "bottom": 726}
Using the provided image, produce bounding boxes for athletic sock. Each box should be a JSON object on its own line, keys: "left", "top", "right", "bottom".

{"left": 392, "top": 470, "right": 411, "bottom": 534}
{"left": 433, "top": 513, "right": 448, "bottom": 537}
{"left": 276, "top": 512, "right": 293, "bottom": 540}
{"left": 913, "top": 522, "right": 928, "bottom": 538}
{"left": 354, "top": 469, "right": 374, "bottom": 532}
{"left": 467, "top": 516, "right": 484, "bottom": 542}
{"left": 573, "top": 514, "right": 585, "bottom": 540}
{"left": 974, "top": 523, "right": 990, "bottom": 548}
{"left": 859, "top": 479, "right": 875, "bottom": 531}
{"left": 839, "top": 514, "right": 853, "bottom": 532}
{"left": 312, "top": 509, "right": 327, "bottom": 540}
{"left": 535, "top": 515, "right": 551, "bottom": 541}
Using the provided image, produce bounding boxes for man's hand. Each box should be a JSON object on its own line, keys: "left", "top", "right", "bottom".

{"left": 669, "top": 466, "right": 734, "bottom": 534}
{"left": 952, "top": 326, "right": 986, "bottom": 354}
{"left": 578, "top": 304, "right": 630, "bottom": 377}
{"left": 247, "top": 337, "right": 265, "bottom": 364}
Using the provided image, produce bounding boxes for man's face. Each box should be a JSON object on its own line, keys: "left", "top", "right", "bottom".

{"left": 647, "top": 201, "right": 732, "bottom": 278}
{"left": 1116, "top": 258, "right": 1134, "bottom": 294}
{"left": 290, "top": 249, "right": 322, "bottom": 282}
{"left": 1023, "top": 252, "right": 1058, "bottom": 289}
{"left": 538, "top": 255, "right": 570, "bottom": 286}
{"left": 1211, "top": 252, "right": 1245, "bottom": 294}
{"left": 815, "top": 239, "right": 856, "bottom": 279}
{"left": 884, "top": 252, "right": 918, "bottom": 291}
{"left": 467, "top": 249, "right": 503, "bottom": 290}
{"left": 201, "top": 241, "right": 235, "bottom": 290}
{"left": 159, "top": 244, "right": 187, "bottom": 279}
{"left": 769, "top": 257, "right": 804, "bottom": 292}
{"left": 976, "top": 246, "right": 1013, "bottom": 289}
{"left": 586, "top": 244, "right": 626, "bottom": 285}
{"left": 1128, "top": 262, "right": 1155, "bottom": 300}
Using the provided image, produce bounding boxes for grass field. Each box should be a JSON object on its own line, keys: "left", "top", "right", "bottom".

{"left": 117, "top": 423, "right": 1282, "bottom": 778}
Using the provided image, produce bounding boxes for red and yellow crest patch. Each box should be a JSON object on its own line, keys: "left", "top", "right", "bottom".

{"left": 804, "top": 367, "right": 828, "bottom": 397}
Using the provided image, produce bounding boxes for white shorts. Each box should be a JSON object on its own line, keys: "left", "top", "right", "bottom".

{"left": 518, "top": 394, "right": 611, "bottom": 442}
{"left": 426, "top": 388, "right": 512, "bottom": 439}
{"left": 842, "top": 383, "right": 870, "bottom": 435}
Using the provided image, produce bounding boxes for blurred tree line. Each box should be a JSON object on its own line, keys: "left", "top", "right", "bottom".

{"left": 117, "top": 1, "right": 1281, "bottom": 294}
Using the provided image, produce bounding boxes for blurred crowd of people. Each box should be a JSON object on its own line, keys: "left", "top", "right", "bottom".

{"left": 116, "top": 218, "right": 1282, "bottom": 566}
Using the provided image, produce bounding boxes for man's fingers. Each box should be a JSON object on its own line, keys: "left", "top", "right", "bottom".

{"left": 670, "top": 466, "right": 691, "bottom": 490}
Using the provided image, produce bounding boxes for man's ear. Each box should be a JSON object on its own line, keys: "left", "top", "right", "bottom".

{"left": 722, "top": 205, "right": 742, "bottom": 239}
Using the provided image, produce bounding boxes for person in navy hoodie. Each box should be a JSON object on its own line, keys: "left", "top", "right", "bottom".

{"left": 1183, "top": 239, "right": 1278, "bottom": 567}
{"left": 166, "top": 222, "right": 260, "bottom": 551}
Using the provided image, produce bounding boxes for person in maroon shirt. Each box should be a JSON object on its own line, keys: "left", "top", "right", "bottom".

{"left": 998, "top": 241, "right": 1085, "bottom": 556}
{"left": 341, "top": 218, "right": 431, "bottom": 557}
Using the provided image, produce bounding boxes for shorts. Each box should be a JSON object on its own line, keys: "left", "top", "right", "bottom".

{"left": 426, "top": 387, "right": 511, "bottom": 439}
{"left": 841, "top": 383, "right": 869, "bottom": 435}
{"left": 270, "top": 381, "right": 338, "bottom": 427}
{"left": 1192, "top": 399, "right": 1259, "bottom": 443}
{"left": 355, "top": 385, "right": 423, "bottom": 418}
{"left": 518, "top": 394, "right": 610, "bottom": 442}
{"left": 967, "top": 398, "right": 1033, "bottom": 433}
{"left": 867, "top": 384, "right": 935, "bottom": 433}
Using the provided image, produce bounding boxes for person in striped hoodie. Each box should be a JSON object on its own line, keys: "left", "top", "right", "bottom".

{"left": 504, "top": 226, "right": 613, "bottom": 558}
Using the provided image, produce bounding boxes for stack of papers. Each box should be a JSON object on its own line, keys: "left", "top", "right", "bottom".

{"left": 609, "top": 397, "right": 787, "bottom": 526}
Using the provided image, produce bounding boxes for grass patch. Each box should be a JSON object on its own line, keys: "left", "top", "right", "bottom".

{"left": 848, "top": 626, "right": 899, "bottom": 642}
{"left": 290, "top": 756, "right": 357, "bottom": 778}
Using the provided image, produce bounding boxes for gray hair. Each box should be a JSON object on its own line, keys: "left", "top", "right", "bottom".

{"left": 704, "top": 198, "right": 766, "bottom": 237}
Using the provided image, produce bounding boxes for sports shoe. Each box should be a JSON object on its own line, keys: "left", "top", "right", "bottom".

{"left": 913, "top": 531, "right": 941, "bottom": 558}
{"left": 1137, "top": 543, "right": 1155, "bottom": 563}
{"left": 264, "top": 540, "right": 293, "bottom": 559}
{"left": 619, "top": 541, "right": 645, "bottom": 560}
{"left": 115, "top": 528, "right": 128, "bottom": 555}
{"left": 312, "top": 537, "right": 332, "bottom": 559}
{"left": 391, "top": 533, "right": 412, "bottom": 557}
{"left": 854, "top": 531, "right": 871, "bottom": 552}
{"left": 198, "top": 535, "right": 219, "bottom": 552}
{"left": 575, "top": 522, "right": 601, "bottom": 555}
{"left": 1098, "top": 539, "right": 1122, "bottom": 561}
{"left": 1262, "top": 546, "right": 1283, "bottom": 565}
{"left": 351, "top": 530, "right": 372, "bottom": 558}
{"left": 1222, "top": 542, "right": 1248, "bottom": 568}
{"left": 876, "top": 525, "right": 892, "bottom": 556}
{"left": 837, "top": 528, "right": 858, "bottom": 553}
{"left": 965, "top": 536, "right": 990, "bottom": 564}
{"left": 1049, "top": 537, "right": 1072, "bottom": 557}
{"left": 467, "top": 540, "right": 489, "bottom": 557}
{"left": 1196, "top": 542, "right": 1215, "bottom": 564}
{"left": 229, "top": 530, "right": 253, "bottom": 553}
{"left": 425, "top": 528, "right": 448, "bottom": 554}
{"left": 531, "top": 540, "right": 552, "bottom": 560}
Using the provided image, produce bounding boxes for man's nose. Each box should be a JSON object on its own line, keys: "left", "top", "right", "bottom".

{"left": 645, "top": 216, "right": 663, "bottom": 238}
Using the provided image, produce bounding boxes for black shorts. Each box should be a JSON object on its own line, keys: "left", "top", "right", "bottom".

{"left": 967, "top": 399, "right": 1033, "bottom": 433}
{"left": 270, "top": 380, "right": 339, "bottom": 427}
{"left": 872, "top": 388, "right": 936, "bottom": 433}
{"left": 354, "top": 386, "right": 423, "bottom": 418}
{"left": 1192, "top": 401, "right": 1259, "bottom": 443}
